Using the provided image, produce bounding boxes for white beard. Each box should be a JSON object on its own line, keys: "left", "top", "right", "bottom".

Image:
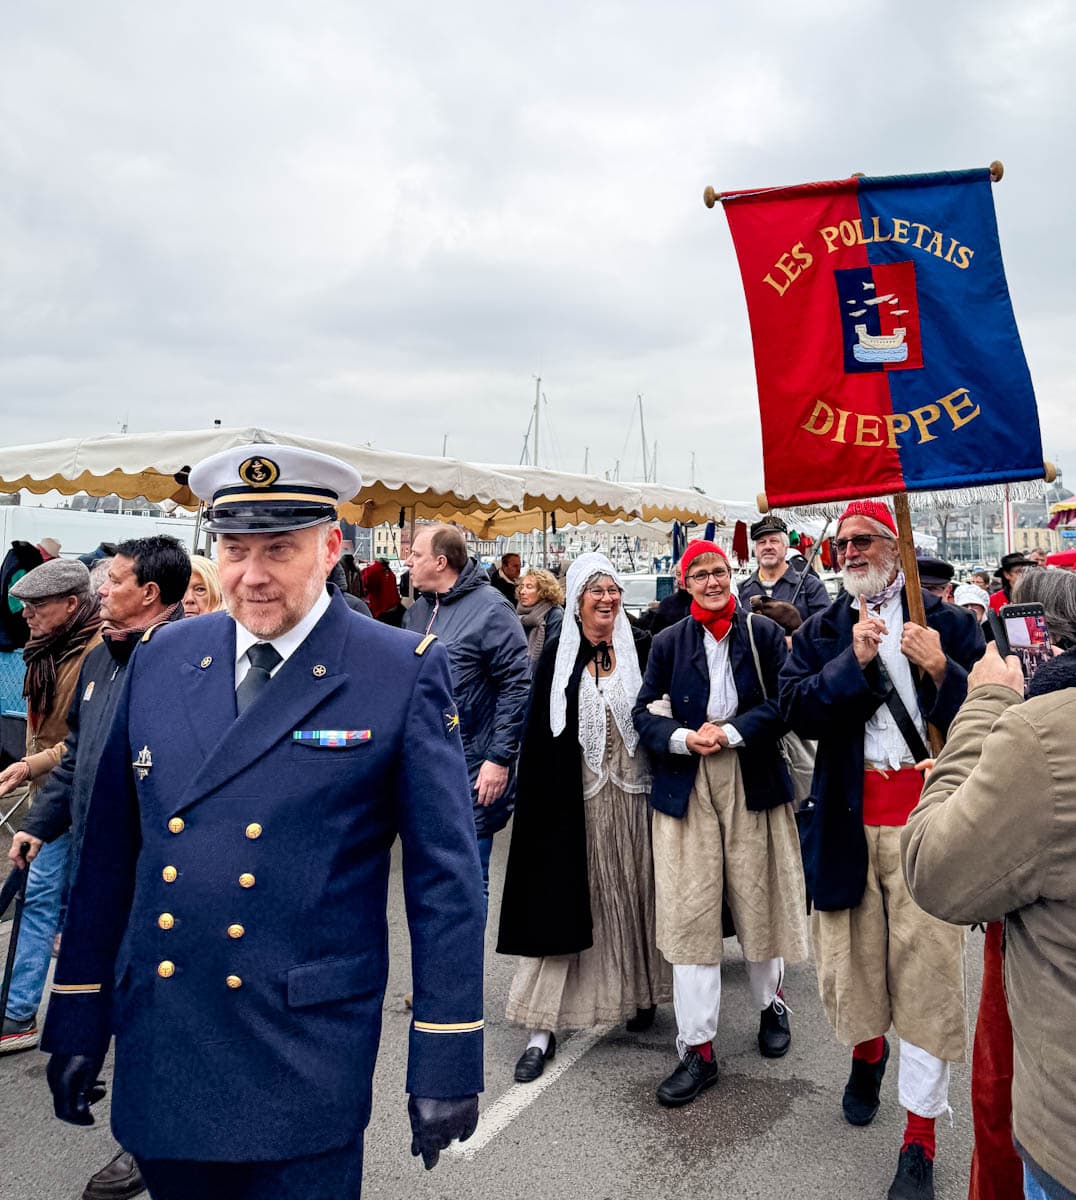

{"left": 843, "top": 559, "right": 899, "bottom": 600}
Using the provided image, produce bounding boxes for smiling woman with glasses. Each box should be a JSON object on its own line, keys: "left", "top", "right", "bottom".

{"left": 498, "top": 552, "right": 671, "bottom": 1085}
{"left": 632, "top": 539, "right": 809, "bottom": 1109}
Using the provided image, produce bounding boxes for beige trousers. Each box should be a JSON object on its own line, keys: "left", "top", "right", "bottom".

{"left": 812, "top": 822, "right": 967, "bottom": 1062}
{"left": 652, "top": 750, "right": 809, "bottom": 966}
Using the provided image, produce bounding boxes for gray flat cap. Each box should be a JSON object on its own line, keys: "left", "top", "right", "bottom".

{"left": 10, "top": 558, "right": 91, "bottom": 601}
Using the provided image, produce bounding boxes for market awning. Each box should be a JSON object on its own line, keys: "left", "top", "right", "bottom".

{"left": 0, "top": 428, "right": 525, "bottom": 528}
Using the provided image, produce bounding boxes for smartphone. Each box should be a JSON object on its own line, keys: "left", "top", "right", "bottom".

{"left": 996, "top": 603, "right": 1053, "bottom": 693}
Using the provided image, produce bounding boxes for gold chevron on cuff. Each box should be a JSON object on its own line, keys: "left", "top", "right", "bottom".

{"left": 412, "top": 1018, "right": 484, "bottom": 1034}
{"left": 51, "top": 983, "right": 103, "bottom": 994}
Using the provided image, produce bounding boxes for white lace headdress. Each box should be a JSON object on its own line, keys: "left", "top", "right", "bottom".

{"left": 549, "top": 553, "right": 643, "bottom": 764}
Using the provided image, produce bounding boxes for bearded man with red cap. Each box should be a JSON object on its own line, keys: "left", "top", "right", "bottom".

{"left": 634, "top": 540, "right": 809, "bottom": 1109}
{"left": 779, "top": 501, "right": 984, "bottom": 1200}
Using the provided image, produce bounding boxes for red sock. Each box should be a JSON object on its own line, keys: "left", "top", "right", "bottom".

{"left": 691, "top": 1041, "right": 714, "bottom": 1062}
{"left": 904, "top": 1112, "right": 936, "bottom": 1161}
{"left": 853, "top": 1037, "right": 885, "bottom": 1064}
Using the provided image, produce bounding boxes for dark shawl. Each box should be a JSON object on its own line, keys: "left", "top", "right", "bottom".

{"left": 496, "top": 623, "right": 650, "bottom": 959}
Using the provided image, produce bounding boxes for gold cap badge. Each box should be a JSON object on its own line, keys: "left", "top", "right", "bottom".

{"left": 237, "top": 456, "right": 280, "bottom": 488}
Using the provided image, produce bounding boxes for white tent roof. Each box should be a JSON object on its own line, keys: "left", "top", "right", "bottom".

{"left": 0, "top": 427, "right": 526, "bottom": 528}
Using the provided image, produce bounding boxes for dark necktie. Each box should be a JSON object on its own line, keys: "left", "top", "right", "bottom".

{"left": 236, "top": 642, "right": 282, "bottom": 714}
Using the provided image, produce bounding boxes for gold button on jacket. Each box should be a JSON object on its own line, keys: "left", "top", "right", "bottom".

{"left": 157, "top": 961, "right": 175, "bottom": 978}
{"left": 226, "top": 975, "right": 243, "bottom": 989}
{"left": 158, "top": 913, "right": 175, "bottom": 930}
{"left": 168, "top": 818, "right": 185, "bottom": 834}
{"left": 227, "top": 924, "right": 245, "bottom": 939}
{"left": 162, "top": 866, "right": 178, "bottom": 883}
{"left": 238, "top": 873, "right": 255, "bottom": 888}
{"left": 245, "top": 823, "right": 262, "bottom": 840}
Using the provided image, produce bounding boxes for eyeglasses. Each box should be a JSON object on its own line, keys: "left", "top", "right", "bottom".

{"left": 18, "top": 597, "right": 62, "bottom": 613}
{"left": 686, "top": 568, "right": 730, "bottom": 584}
{"left": 584, "top": 587, "right": 622, "bottom": 600}
{"left": 834, "top": 534, "right": 895, "bottom": 555}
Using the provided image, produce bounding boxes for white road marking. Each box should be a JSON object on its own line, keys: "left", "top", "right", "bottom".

{"left": 448, "top": 1025, "right": 612, "bottom": 1161}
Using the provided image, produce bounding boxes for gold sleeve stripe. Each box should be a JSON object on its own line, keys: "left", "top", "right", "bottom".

{"left": 413, "top": 1018, "right": 484, "bottom": 1034}
{"left": 414, "top": 634, "right": 437, "bottom": 657}
{"left": 52, "top": 983, "right": 102, "bottom": 994}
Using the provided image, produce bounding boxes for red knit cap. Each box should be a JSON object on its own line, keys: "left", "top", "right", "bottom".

{"left": 679, "top": 540, "right": 729, "bottom": 579}
{"left": 837, "top": 500, "right": 897, "bottom": 537}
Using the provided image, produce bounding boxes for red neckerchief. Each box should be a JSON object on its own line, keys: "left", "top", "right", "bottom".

{"left": 690, "top": 593, "right": 736, "bottom": 642}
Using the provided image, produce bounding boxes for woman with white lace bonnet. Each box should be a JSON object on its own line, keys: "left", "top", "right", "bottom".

{"left": 632, "top": 539, "right": 809, "bottom": 1109}
{"left": 496, "top": 552, "right": 671, "bottom": 1083}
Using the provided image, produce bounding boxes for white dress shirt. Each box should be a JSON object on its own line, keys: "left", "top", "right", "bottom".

{"left": 233, "top": 587, "right": 331, "bottom": 688}
{"left": 857, "top": 590, "right": 928, "bottom": 769}
{"left": 668, "top": 628, "right": 745, "bottom": 755}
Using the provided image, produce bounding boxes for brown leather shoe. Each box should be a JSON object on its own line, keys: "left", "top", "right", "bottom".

{"left": 81, "top": 1151, "right": 146, "bottom": 1200}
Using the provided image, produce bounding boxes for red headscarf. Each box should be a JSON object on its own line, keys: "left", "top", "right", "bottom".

{"left": 680, "top": 540, "right": 736, "bottom": 642}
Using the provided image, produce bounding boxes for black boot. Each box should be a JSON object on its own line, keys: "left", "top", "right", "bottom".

{"left": 655, "top": 1049, "right": 719, "bottom": 1108}
{"left": 513, "top": 1033, "right": 556, "bottom": 1083}
{"left": 887, "top": 1143, "right": 934, "bottom": 1200}
{"left": 757, "top": 995, "right": 791, "bottom": 1058}
{"left": 626, "top": 1005, "right": 656, "bottom": 1033}
{"left": 842, "top": 1038, "right": 890, "bottom": 1125}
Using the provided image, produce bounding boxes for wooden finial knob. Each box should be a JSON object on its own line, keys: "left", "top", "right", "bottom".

{"left": 756, "top": 491, "right": 770, "bottom": 514}
{"left": 990, "top": 160, "right": 1005, "bottom": 183}
{"left": 1044, "top": 460, "right": 1057, "bottom": 484}
{"left": 703, "top": 185, "right": 718, "bottom": 209}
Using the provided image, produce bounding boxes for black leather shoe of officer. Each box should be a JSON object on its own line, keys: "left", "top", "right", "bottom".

{"left": 514, "top": 1033, "right": 556, "bottom": 1083}
{"left": 655, "top": 1049, "right": 719, "bottom": 1108}
{"left": 82, "top": 1151, "right": 147, "bottom": 1200}
{"left": 887, "top": 1143, "right": 934, "bottom": 1200}
{"left": 842, "top": 1038, "right": 890, "bottom": 1126}
{"left": 626, "top": 1005, "right": 656, "bottom": 1033}
{"left": 757, "top": 996, "right": 791, "bottom": 1058}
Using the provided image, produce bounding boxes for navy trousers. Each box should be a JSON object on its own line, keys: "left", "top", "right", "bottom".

{"left": 137, "top": 1135, "right": 364, "bottom": 1200}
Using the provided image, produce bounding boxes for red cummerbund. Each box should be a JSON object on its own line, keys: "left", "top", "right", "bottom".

{"left": 862, "top": 766, "right": 924, "bottom": 827}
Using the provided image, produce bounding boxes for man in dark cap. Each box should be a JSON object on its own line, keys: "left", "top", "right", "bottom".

{"left": 916, "top": 558, "right": 955, "bottom": 603}
{"left": 36, "top": 444, "right": 484, "bottom": 1200}
{"left": 738, "top": 514, "right": 831, "bottom": 625}
{"left": 990, "top": 552, "right": 1036, "bottom": 615}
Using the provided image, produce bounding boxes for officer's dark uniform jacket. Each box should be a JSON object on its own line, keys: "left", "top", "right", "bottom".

{"left": 778, "top": 588, "right": 984, "bottom": 912}
{"left": 41, "top": 590, "right": 485, "bottom": 1162}
{"left": 738, "top": 565, "right": 831, "bottom": 623}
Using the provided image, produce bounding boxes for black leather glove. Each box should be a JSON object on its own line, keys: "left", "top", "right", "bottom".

{"left": 407, "top": 1094, "right": 479, "bottom": 1170}
{"left": 46, "top": 1054, "right": 107, "bottom": 1126}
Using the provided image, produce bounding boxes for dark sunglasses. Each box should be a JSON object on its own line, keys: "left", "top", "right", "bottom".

{"left": 834, "top": 534, "right": 895, "bottom": 555}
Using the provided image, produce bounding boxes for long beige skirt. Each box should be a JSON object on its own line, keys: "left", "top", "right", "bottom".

{"left": 652, "top": 748, "right": 810, "bottom": 966}
{"left": 506, "top": 725, "right": 672, "bottom": 1032}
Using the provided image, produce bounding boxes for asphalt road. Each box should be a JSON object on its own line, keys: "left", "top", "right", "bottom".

{"left": 2, "top": 834, "right": 982, "bottom": 1200}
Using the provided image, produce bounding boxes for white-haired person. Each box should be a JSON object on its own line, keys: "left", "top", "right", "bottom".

{"left": 780, "top": 500, "right": 985, "bottom": 1200}
{"left": 497, "top": 553, "right": 670, "bottom": 1083}
{"left": 633, "top": 539, "right": 809, "bottom": 1109}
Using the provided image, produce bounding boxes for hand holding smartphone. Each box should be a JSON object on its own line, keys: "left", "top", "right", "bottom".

{"left": 987, "top": 603, "right": 1053, "bottom": 694}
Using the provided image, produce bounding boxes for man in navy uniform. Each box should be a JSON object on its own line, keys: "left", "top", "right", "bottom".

{"left": 39, "top": 444, "right": 485, "bottom": 1199}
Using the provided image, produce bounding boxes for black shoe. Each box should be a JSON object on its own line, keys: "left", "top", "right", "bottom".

{"left": 655, "top": 1049, "right": 719, "bottom": 1108}
{"left": 626, "top": 1005, "right": 657, "bottom": 1033}
{"left": 82, "top": 1151, "right": 147, "bottom": 1200}
{"left": 887, "top": 1143, "right": 934, "bottom": 1200}
{"left": 0, "top": 1015, "right": 39, "bottom": 1055}
{"left": 758, "top": 995, "right": 791, "bottom": 1058}
{"left": 842, "top": 1038, "right": 890, "bottom": 1126}
{"left": 514, "top": 1033, "right": 556, "bottom": 1083}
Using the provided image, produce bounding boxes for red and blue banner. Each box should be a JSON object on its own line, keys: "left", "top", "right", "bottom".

{"left": 721, "top": 169, "right": 1041, "bottom": 507}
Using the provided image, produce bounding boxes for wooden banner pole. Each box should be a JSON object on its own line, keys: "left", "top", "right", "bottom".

{"left": 892, "top": 492, "right": 944, "bottom": 756}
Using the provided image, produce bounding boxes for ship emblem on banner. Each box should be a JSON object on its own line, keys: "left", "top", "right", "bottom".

{"left": 718, "top": 168, "right": 1041, "bottom": 507}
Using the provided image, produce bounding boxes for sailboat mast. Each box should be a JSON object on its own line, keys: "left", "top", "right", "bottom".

{"left": 638, "top": 394, "right": 649, "bottom": 481}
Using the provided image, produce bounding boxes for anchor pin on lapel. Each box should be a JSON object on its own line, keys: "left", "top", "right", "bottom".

{"left": 200, "top": 656, "right": 213, "bottom": 669}
{"left": 133, "top": 745, "right": 153, "bottom": 780}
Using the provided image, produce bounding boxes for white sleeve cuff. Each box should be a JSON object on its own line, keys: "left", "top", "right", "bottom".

{"left": 668, "top": 728, "right": 692, "bottom": 755}
{"left": 722, "top": 723, "right": 744, "bottom": 748}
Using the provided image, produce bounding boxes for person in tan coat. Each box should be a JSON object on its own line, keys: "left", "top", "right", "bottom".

{"left": 902, "top": 644, "right": 1076, "bottom": 1200}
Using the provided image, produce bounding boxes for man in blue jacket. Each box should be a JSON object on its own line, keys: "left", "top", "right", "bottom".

{"left": 780, "top": 500, "right": 984, "bottom": 1200}
{"left": 39, "top": 445, "right": 485, "bottom": 1200}
{"left": 405, "top": 525, "right": 530, "bottom": 906}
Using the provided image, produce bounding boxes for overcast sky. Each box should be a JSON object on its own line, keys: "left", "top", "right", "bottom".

{"left": 2, "top": 1, "right": 1072, "bottom": 499}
